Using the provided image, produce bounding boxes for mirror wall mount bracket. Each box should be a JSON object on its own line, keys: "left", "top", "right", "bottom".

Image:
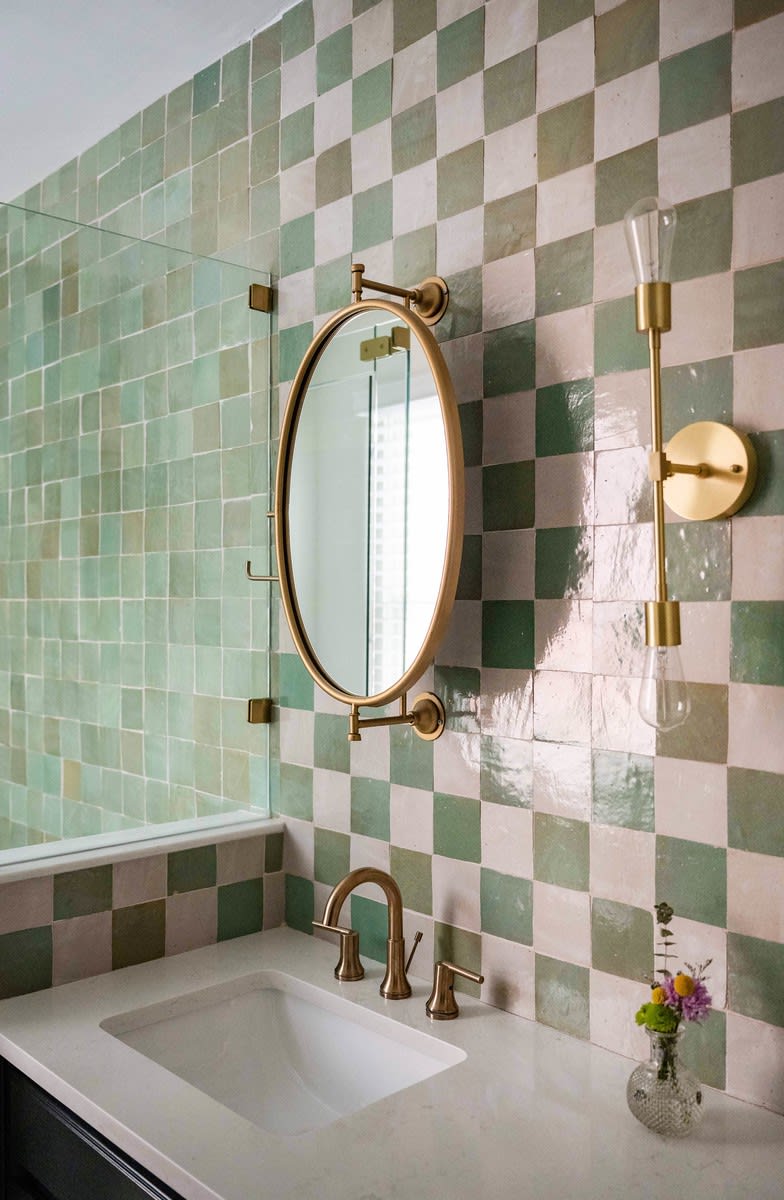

{"left": 348, "top": 693, "right": 446, "bottom": 744}
{"left": 350, "top": 263, "right": 449, "bottom": 326}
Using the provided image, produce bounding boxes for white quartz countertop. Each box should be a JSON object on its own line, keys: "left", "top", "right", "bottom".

{"left": 0, "top": 927, "right": 782, "bottom": 1200}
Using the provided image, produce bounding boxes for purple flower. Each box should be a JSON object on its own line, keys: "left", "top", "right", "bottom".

{"left": 663, "top": 975, "right": 712, "bottom": 1022}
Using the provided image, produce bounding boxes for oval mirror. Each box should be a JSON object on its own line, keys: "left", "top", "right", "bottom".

{"left": 274, "top": 289, "right": 463, "bottom": 737}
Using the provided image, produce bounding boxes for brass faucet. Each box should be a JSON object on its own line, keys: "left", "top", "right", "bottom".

{"left": 315, "top": 867, "right": 413, "bottom": 999}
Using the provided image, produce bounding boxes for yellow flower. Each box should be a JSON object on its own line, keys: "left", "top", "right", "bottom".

{"left": 650, "top": 985, "right": 666, "bottom": 1004}
{"left": 674, "top": 973, "right": 696, "bottom": 997}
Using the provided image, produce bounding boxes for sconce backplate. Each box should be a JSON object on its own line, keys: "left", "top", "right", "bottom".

{"left": 664, "top": 421, "right": 757, "bottom": 520}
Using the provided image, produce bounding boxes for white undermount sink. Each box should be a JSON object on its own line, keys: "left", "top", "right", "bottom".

{"left": 100, "top": 969, "right": 465, "bottom": 1136}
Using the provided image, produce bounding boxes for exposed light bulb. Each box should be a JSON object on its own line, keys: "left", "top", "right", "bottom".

{"left": 624, "top": 197, "right": 677, "bottom": 285}
{"left": 638, "top": 645, "right": 690, "bottom": 731}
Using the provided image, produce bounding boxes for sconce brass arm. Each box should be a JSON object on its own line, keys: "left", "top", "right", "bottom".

{"left": 348, "top": 692, "right": 445, "bottom": 743}
{"left": 350, "top": 263, "right": 449, "bottom": 324}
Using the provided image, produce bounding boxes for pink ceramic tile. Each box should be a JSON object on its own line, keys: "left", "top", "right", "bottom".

{"left": 593, "top": 524, "right": 654, "bottom": 603}
{"left": 313, "top": 0, "right": 351, "bottom": 41}
{"left": 732, "top": 517, "right": 784, "bottom": 601}
{"left": 432, "top": 856, "right": 481, "bottom": 931}
{"left": 436, "top": 206, "right": 484, "bottom": 275}
{"left": 594, "top": 369, "right": 649, "bottom": 452}
{"left": 659, "top": 115, "right": 731, "bottom": 204}
{"left": 590, "top": 969, "right": 650, "bottom": 1060}
{"left": 733, "top": 13, "right": 784, "bottom": 110}
{"left": 592, "top": 600, "right": 645, "bottom": 677}
{"left": 165, "top": 889, "right": 218, "bottom": 957}
{"left": 483, "top": 391, "right": 535, "bottom": 465}
{"left": 594, "top": 447, "right": 651, "bottom": 527}
{"left": 655, "top": 758, "right": 728, "bottom": 846}
{"left": 484, "top": 0, "right": 537, "bottom": 67}
{"left": 734, "top": 346, "right": 784, "bottom": 433}
{"left": 593, "top": 221, "right": 634, "bottom": 303}
{"left": 352, "top": 0, "right": 393, "bottom": 76}
{"left": 437, "top": 73, "right": 484, "bottom": 156}
{"left": 726, "top": 1013, "right": 784, "bottom": 1113}
{"left": 112, "top": 854, "right": 167, "bottom": 909}
{"left": 349, "top": 835, "right": 390, "bottom": 879}
{"left": 728, "top": 683, "right": 784, "bottom": 774}
{"left": 728, "top": 849, "right": 784, "bottom": 943}
{"left": 393, "top": 160, "right": 437, "bottom": 237}
{"left": 532, "top": 881, "right": 591, "bottom": 966}
{"left": 392, "top": 33, "right": 436, "bottom": 114}
{"left": 660, "top": 0, "right": 732, "bottom": 56}
{"left": 480, "top": 935, "right": 535, "bottom": 1020}
{"left": 590, "top": 824, "right": 655, "bottom": 910}
{"left": 591, "top": 673, "right": 656, "bottom": 756}
{"left": 535, "top": 305, "right": 594, "bottom": 388}
{"left": 283, "top": 817, "right": 315, "bottom": 877}
{"left": 390, "top": 784, "right": 435, "bottom": 855}
{"left": 433, "top": 730, "right": 481, "bottom": 799}
{"left": 537, "top": 164, "right": 595, "bottom": 246}
{"left": 537, "top": 18, "right": 594, "bottom": 113}
{"left": 438, "top": 0, "right": 484, "bottom": 26}
{"left": 263, "top": 873, "right": 286, "bottom": 931}
{"left": 533, "top": 741, "right": 592, "bottom": 820}
{"left": 595, "top": 63, "right": 659, "bottom": 162}
{"left": 0, "top": 876, "right": 52, "bottom": 935}
{"left": 480, "top": 668, "right": 534, "bottom": 738}
{"left": 52, "top": 911, "right": 112, "bottom": 986}
{"left": 483, "top": 118, "right": 537, "bottom": 203}
{"left": 662, "top": 274, "right": 733, "bottom": 369}
{"left": 313, "top": 768, "right": 352, "bottom": 833}
{"left": 533, "top": 671, "right": 592, "bottom": 746}
{"left": 536, "top": 600, "right": 593, "bottom": 673}
{"left": 733, "top": 174, "right": 784, "bottom": 270}
{"left": 216, "top": 835, "right": 266, "bottom": 885}
{"left": 482, "top": 250, "right": 535, "bottom": 330}
{"left": 481, "top": 804, "right": 533, "bottom": 878}
{"left": 679, "top": 602, "right": 730, "bottom": 686}
{"left": 482, "top": 530, "right": 535, "bottom": 600}
{"left": 535, "top": 453, "right": 594, "bottom": 529}
{"left": 280, "top": 48, "right": 316, "bottom": 119}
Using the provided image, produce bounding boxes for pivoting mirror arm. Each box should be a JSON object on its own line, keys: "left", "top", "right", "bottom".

{"left": 351, "top": 263, "right": 449, "bottom": 326}
{"left": 348, "top": 693, "right": 445, "bottom": 743}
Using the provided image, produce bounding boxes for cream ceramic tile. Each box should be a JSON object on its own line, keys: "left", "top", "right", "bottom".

{"left": 658, "top": 115, "right": 731, "bottom": 205}
{"left": 660, "top": 274, "right": 732, "bottom": 368}
{"left": 726, "top": 1013, "right": 784, "bottom": 1114}
{"left": 165, "top": 888, "right": 218, "bottom": 956}
{"left": 437, "top": 73, "right": 484, "bottom": 156}
{"left": 433, "top": 730, "right": 481, "bottom": 799}
{"left": 280, "top": 48, "right": 317, "bottom": 119}
{"left": 532, "top": 741, "right": 592, "bottom": 820}
{"left": 352, "top": 0, "right": 393, "bottom": 77}
{"left": 535, "top": 600, "right": 594, "bottom": 674}
{"left": 312, "top": 767, "right": 351, "bottom": 833}
{"left": 392, "top": 160, "right": 437, "bottom": 236}
{"left": 349, "top": 834, "right": 390, "bottom": 878}
{"left": 593, "top": 523, "right": 654, "bottom": 602}
{"left": 282, "top": 815, "right": 315, "bottom": 876}
{"left": 535, "top": 452, "right": 594, "bottom": 529}
{"left": 403, "top": 914, "right": 434, "bottom": 978}
{"left": 314, "top": 194, "right": 352, "bottom": 265}
{"left": 263, "top": 873, "right": 285, "bottom": 930}
{"left": 349, "top": 726, "right": 390, "bottom": 781}
{"left": 392, "top": 33, "right": 436, "bottom": 116}
{"left": 279, "top": 159, "right": 316, "bottom": 222}
{"left": 484, "top": 117, "right": 538, "bottom": 203}
{"left": 671, "top": 916, "right": 727, "bottom": 1008}
{"left": 678, "top": 602, "right": 730, "bottom": 686}
{"left": 313, "top": 686, "right": 348, "bottom": 715}
{"left": 481, "top": 803, "right": 533, "bottom": 878}
{"left": 595, "top": 63, "right": 659, "bottom": 162}
{"left": 593, "top": 220, "right": 634, "bottom": 302}
{"left": 441, "top": 333, "right": 484, "bottom": 403}
{"left": 0, "top": 876, "right": 52, "bottom": 934}
{"left": 440, "top": 599, "right": 483, "bottom": 668}
{"left": 432, "top": 856, "right": 481, "bottom": 931}
{"left": 484, "top": 0, "right": 537, "bottom": 67}
{"left": 590, "top": 969, "right": 650, "bottom": 1059}
{"left": 482, "top": 249, "right": 536, "bottom": 330}
{"left": 482, "top": 530, "right": 535, "bottom": 600}
{"left": 591, "top": 673, "right": 657, "bottom": 756}
{"left": 279, "top": 706, "right": 315, "bottom": 766}
{"left": 728, "top": 683, "right": 784, "bottom": 774}
{"left": 593, "top": 374, "right": 647, "bottom": 458}
{"left": 313, "top": 79, "right": 352, "bottom": 154}
{"left": 436, "top": 206, "right": 484, "bottom": 274}
{"left": 660, "top": 0, "right": 732, "bottom": 57}
{"left": 592, "top": 600, "right": 644, "bottom": 677}
{"left": 733, "top": 345, "right": 784, "bottom": 433}
{"left": 533, "top": 881, "right": 591, "bottom": 966}
{"left": 733, "top": 13, "right": 784, "bottom": 111}
{"left": 52, "top": 911, "right": 112, "bottom": 987}
{"left": 535, "top": 305, "right": 594, "bottom": 388}
{"left": 594, "top": 446, "right": 650, "bottom": 527}
{"left": 438, "top": 0, "right": 483, "bottom": 26}
{"left": 313, "top": 0, "right": 351, "bottom": 41}
{"left": 590, "top": 824, "right": 655, "bottom": 910}
{"left": 733, "top": 174, "right": 784, "bottom": 270}
{"left": 533, "top": 670, "right": 592, "bottom": 746}
{"left": 312, "top": 881, "right": 333, "bottom": 933}
{"left": 216, "top": 835, "right": 265, "bottom": 884}
{"left": 728, "top": 849, "right": 784, "bottom": 943}
{"left": 277, "top": 268, "right": 315, "bottom": 330}
{"left": 537, "top": 164, "right": 595, "bottom": 247}
{"left": 594, "top": 0, "right": 628, "bottom": 11}
{"left": 390, "top": 784, "right": 434, "bottom": 854}
{"left": 358, "top": 239, "right": 395, "bottom": 287}
{"left": 483, "top": 391, "right": 535, "bottom": 464}
{"left": 112, "top": 854, "right": 167, "bottom": 908}
{"left": 479, "top": 668, "right": 534, "bottom": 739}
{"left": 732, "top": 517, "right": 784, "bottom": 601}
{"left": 537, "top": 19, "right": 594, "bottom": 113}
{"left": 480, "top": 935, "right": 535, "bottom": 1019}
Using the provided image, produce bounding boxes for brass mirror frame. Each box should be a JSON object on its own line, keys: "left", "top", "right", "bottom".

{"left": 274, "top": 296, "right": 464, "bottom": 739}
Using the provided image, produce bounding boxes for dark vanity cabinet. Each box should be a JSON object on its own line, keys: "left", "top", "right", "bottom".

{"left": 1, "top": 1060, "right": 186, "bottom": 1200}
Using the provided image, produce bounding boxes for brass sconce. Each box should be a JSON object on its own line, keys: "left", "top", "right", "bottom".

{"left": 625, "top": 197, "right": 757, "bottom": 731}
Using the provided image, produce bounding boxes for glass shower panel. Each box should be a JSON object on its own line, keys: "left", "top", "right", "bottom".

{"left": 0, "top": 203, "right": 272, "bottom": 857}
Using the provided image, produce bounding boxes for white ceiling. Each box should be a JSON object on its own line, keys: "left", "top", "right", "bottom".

{"left": 0, "top": 0, "right": 293, "bottom": 203}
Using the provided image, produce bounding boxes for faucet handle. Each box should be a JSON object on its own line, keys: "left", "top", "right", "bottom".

{"left": 312, "top": 920, "right": 365, "bottom": 982}
{"left": 426, "top": 960, "right": 484, "bottom": 1021}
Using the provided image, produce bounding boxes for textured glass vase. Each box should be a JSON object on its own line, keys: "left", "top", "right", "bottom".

{"left": 627, "top": 1027, "right": 704, "bottom": 1137}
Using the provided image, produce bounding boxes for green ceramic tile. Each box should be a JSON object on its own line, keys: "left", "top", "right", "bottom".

{"left": 316, "top": 254, "right": 352, "bottom": 313}
{"left": 317, "top": 25, "right": 352, "bottom": 95}
{"left": 112, "top": 900, "right": 165, "bottom": 969}
{"left": 591, "top": 898, "right": 653, "bottom": 982}
{"left": 535, "top": 527, "right": 592, "bottom": 600}
{"left": 734, "top": 262, "right": 784, "bottom": 352}
{"left": 218, "top": 878, "right": 263, "bottom": 939}
{"left": 192, "top": 61, "right": 220, "bottom": 116}
{"left": 251, "top": 71, "right": 281, "bottom": 131}
{"left": 390, "top": 725, "right": 434, "bottom": 790}
{"left": 280, "top": 104, "right": 314, "bottom": 171}
{"left": 592, "top": 750, "right": 654, "bottom": 832}
{"left": 354, "top": 0, "right": 383, "bottom": 13}
{"left": 732, "top": 98, "right": 784, "bottom": 187}
{"left": 537, "top": 94, "right": 594, "bottom": 183}
{"left": 285, "top": 874, "right": 314, "bottom": 934}
{"left": 596, "top": 0, "right": 659, "bottom": 86}
{"left": 277, "top": 763, "right": 314, "bottom": 820}
{"left": 390, "top": 846, "right": 432, "bottom": 916}
{"left": 280, "top": 322, "right": 314, "bottom": 383}
{"left": 168, "top": 844, "right": 216, "bottom": 894}
{"left": 680, "top": 1009, "right": 726, "bottom": 1089}
{"left": 282, "top": 1, "right": 314, "bottom": 61}
{"left": 434, "top": 666, "right": 480, "bottom": 734}
{"left": 535, "top": 231, "right": 593, "bottom": 317}
{"left": 265, "top": 831, "right": 284, "bottom": 872}
{"left": 222, "top": 42, "right": 250, "bottom": 98}
{"left": 742, "top": 431, "right": 784, "bottom": 517}
{"left": 392, "top": 97, "right": 436, "bottom": 174}
{"left": 670, "top": 191, "right": 732, "bottom": 282}
{"left": 661, "top": 356, "right": 733, "bottom": 439}
{"left": 731, "top": 601, "right": 784, "bottom": 686}
{"left": 483, "top": 320, "right": 535, "bottom": 396}
{"left": 484, "top": 49, "right": 535, "bottom": 135}
{"left": 728, "top": 767, "right": 784, "bottom": 857}
{"left": 482, "top": 600, "right": 535, "bottom": 669}
{"left": 435, "top": 923, "right": 482, "bottom": 995}
{"left": 656, "top": 835, "right": 727, "bottom": 928}
{"left": 459, "top": 400, "right": 483, "bottom": 470}
{"left": 656, "top": 684, "right": 728, "bottom": 765}
{"left": 535, "top": 953, "right": 590, "bottom": 1039}
{"left": 281, "top": 213, "right": 315, "bottom": 277}
{"left": 353, "top": 180, "right": 393, "bottom": 251}
{"left": 728, "top": 932, "right": 784, "bottom": 1027}
{"left": 484, "top": 187, "right": 536, "bottom": 263}
{"left": 279, "top": 652, "right": 315, "bottom": 710}
{"left": 457, "top": 533, "right": 482, "bottom": 600}
{"left": 252, "top": 24, "right": 281, "bottom": 79}
{"left": 735, "top": 0, "right": 784, "bottom": 26}
{"left": 316, "top": 140, "right": 352, "bottom": 208}
{"left": 481, "top": 869, "right": 532, "bottom": 945}
{"left": 437, "top": 8, "right": 485, "bottom": 91}
{"left": 351, "top": 777, "right": 391, "bottom": 840}
{"left": 594, "top": 297, "right": 648, "bottom": 376}
{"left": 53, "top": 865, "right": 112, "bottom": 920}
{"left": 536, "top": 378, "right": 594, "bottom": 457}
{"left": 315, "top": 713, "right": 350, "bottom": 773}
{"left": 0, "top": 927, "right": 52, "bottom": 999}
{"left": 665, "top": 38, "right": 717, "bottom": 123}
{"left": 352, "top": 61, "right": 392, "bottom": 134}
{"left": 538, "top": 0, "right": 593, "bottom": 40}
{"left": 434, "top": 265, "right": 483, "bottom": 340}
{"left": 480, "top": 736, "right": 533, "bottom": 808}
{"left": 534, "top": 813, "right": 590, "bottom": 891}
{"left": 394, "top": 225, "right": 436, "bottom": 286}
{"left": 437, "top": 141, "right": 484, "bottom": 220}
{"left": 251, "top": 125, "right": 280, "bottom": 184}
{"left": 393, "top": 0, "right": 436, "bottom": 53}
{"left": 667, "top": 521, "right": 731, "bottom": 602}
{"left": 351, "top": 894, "right": 387, "bottom": 964}
{"left": 434, "top": 792, "right": 481, "bottom": 862}
{"left": 483, "top": 461, "right": 535, "bottom": 531}
{"left": 314, "top": 828, "right": 351, "bottom": 886}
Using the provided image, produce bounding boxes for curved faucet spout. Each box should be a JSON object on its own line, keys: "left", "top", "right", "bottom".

{"left": 320, "top": 867, "right": 410, "bottom": 999}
